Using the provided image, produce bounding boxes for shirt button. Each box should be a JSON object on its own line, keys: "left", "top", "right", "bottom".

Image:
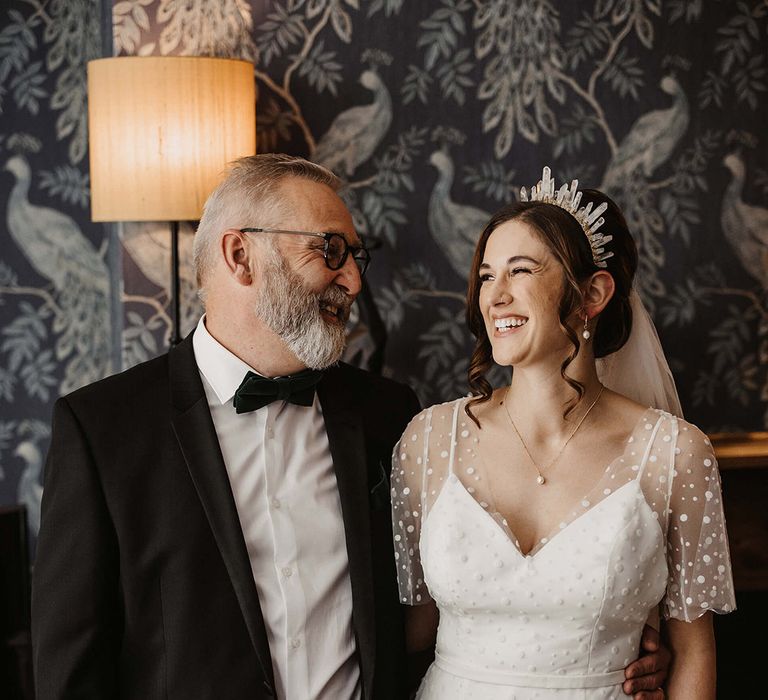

{"left": 266, "top": 427, "right": 274, "bottom": 439}
{"left": 270, "top": 497, "right": 281, "bottom": 509}
{"left": 282, "top": 566, "right": 293, "bottom": 578}
{"left": 290, "top": 638, "right": 301, "bottom": 649}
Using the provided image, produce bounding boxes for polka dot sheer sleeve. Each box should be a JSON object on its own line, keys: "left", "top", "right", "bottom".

{"left": 391, "top": 408, "right": 433, "bottom": 606}
{"left": 663, "top": 421, "right": 736, "bottom": 621}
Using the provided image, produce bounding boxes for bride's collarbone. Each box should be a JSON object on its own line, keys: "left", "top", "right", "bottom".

{"left": 477, "top": 424, "right": 620, "bottom": 484}
{"left": 475, "top": 396, "right": 641, "bottom": 474}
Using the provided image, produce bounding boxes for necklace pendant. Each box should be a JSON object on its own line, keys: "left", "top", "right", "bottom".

{"left": 536, "top": 475, "right": 546, "bottom": 485}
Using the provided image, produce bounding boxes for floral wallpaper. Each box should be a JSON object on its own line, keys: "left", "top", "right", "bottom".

{"left": 1, "top": 0, "right": 767, "bottom": 538}
{"left": 0, "top": 0, "right": 107, "bottom": 539}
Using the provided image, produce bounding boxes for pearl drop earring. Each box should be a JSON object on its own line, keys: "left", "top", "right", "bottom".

{"left": 582, "top": 315, "right": 591, "bottom": 341}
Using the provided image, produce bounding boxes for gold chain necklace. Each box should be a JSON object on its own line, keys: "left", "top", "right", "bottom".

{"left": 502, "top": 384, "right": 604, "bottom": 486}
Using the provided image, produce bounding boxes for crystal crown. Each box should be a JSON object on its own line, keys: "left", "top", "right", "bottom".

{"left": 520, "top": 166, "right": 613, "bottom": 268}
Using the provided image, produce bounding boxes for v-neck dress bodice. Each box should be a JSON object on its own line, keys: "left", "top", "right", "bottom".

{"left": 391, "top": 399, "right": 735, "bottom": 698}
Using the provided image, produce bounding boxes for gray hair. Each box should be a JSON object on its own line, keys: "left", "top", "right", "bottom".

{"left": 193, "top": 153, "right": 342, "bottom": 301}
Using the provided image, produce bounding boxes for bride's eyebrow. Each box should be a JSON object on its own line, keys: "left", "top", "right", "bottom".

{"left": 479, "top": 255, "right": 540, "bottom": 270}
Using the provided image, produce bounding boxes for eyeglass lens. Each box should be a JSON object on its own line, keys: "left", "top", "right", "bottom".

{"left": 326, "top": 234, "right": 369, "bottom": 274}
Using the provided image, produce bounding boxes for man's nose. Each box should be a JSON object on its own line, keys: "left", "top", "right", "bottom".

{"left": 335, "top": 255, "right": 362, "bottom": 297}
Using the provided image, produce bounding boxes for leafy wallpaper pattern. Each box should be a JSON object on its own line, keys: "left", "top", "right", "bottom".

{"left": 1, "top": 0, "right": 767, "bottom": 540}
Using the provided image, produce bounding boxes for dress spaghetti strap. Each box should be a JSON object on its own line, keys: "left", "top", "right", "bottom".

{"left": 635, "top": 412, "right": 664, "bottom": 482}
{"left": 446, "top": 399, "right": 462, "bottom": 477}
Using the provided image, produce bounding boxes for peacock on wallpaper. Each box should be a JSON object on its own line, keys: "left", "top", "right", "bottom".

{"left": 1, "top": 0, "right": 766, "bottom": 542}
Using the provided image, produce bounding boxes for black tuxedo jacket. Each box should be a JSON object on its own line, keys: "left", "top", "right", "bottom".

{"left": 32, "top": 334, "right": 420, "bottom": 699}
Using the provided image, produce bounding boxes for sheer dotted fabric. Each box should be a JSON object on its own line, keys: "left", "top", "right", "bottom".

{"left": 662, "top": 421, "right": 734, "bottom": 620}
{"left": 391, "top": 397, "right": 735, "bottom": 619}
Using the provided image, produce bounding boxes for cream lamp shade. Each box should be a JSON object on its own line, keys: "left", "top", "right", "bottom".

{"left": 87, "top": 56, "right": 256, "bottom": 222}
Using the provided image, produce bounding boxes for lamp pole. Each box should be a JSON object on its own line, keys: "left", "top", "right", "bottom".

{"left": 169, "top": 220, "right": 182, "bottom": 346}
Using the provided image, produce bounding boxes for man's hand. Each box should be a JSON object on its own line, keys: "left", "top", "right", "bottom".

{"left": 622, "top": 624, "right": 671, "bottom": 699}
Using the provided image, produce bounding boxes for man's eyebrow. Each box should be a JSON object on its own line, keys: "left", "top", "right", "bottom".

{"left": 479, "top": 255, "right": 540, "bottom": 269}
{"left": 328, "top": 230, "right": 364, "bottom": 247}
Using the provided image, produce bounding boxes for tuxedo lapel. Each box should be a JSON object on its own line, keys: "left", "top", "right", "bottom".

{"left": 168, "top": 336, "right": 275, "bottom": 691}
{"left": 317, "top": 368, "right": 376, "bottom": 697}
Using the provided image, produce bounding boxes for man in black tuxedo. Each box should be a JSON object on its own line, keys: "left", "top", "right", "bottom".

{"left": 32, "top": 154, "right": 420, "bottom": 699}
{"left": 32, "top": 154, "right": 670, "bottom": 700}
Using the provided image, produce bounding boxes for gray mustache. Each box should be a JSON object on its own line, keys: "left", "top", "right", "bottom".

{"left": 319, "top": 286, "right": 354, "bottom": 319}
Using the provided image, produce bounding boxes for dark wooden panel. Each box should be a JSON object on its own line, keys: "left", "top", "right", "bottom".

{"left": 713, "top": 432, "right": 768, "bottom": 591}
{"left": 711, "top": 434, "right": 767, "bottom": 698}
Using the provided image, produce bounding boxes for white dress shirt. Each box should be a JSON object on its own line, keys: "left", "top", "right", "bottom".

{"left": 193, "top": 317, "right": 361, "bottom": 700}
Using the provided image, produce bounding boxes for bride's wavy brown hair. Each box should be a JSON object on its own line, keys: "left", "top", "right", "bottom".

{"left": 465, "top": 189, "right": 637, "bottom": 427}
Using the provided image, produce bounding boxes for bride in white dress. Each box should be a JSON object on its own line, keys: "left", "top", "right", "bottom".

{"left": 392, "top": 169, "right": 735, "bottom": 699}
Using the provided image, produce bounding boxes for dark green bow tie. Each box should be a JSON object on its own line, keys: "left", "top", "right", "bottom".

{"left": 233, "top": 369, "right": 324, "bottom": 414}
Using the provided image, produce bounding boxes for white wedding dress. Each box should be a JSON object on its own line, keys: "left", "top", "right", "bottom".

{"left": 391, "top": 398, "right": 735, "bottom": 699}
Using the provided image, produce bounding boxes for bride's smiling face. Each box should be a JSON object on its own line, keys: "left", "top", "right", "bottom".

{"left": 478, "top": 219, "right": 577, "bottom": 368}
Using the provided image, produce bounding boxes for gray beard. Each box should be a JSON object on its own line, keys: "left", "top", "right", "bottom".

{"left": 254, "top": 252, "right": 349, "bottom": 370}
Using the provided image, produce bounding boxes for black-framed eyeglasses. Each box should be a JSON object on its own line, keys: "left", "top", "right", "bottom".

{"left": 240, "top": 227, "right": 371, "bottom": 276}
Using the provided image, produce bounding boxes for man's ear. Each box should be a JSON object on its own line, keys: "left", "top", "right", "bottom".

{"left": 584, "top": 270, "right": 615, "bottom": 319}
{"left": 221, "top": 229, "right": 254, "bottom": 286}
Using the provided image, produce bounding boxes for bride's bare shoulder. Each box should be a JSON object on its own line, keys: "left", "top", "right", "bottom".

{"left": 599, "top": 390, "right": 651, "bottom": 438}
